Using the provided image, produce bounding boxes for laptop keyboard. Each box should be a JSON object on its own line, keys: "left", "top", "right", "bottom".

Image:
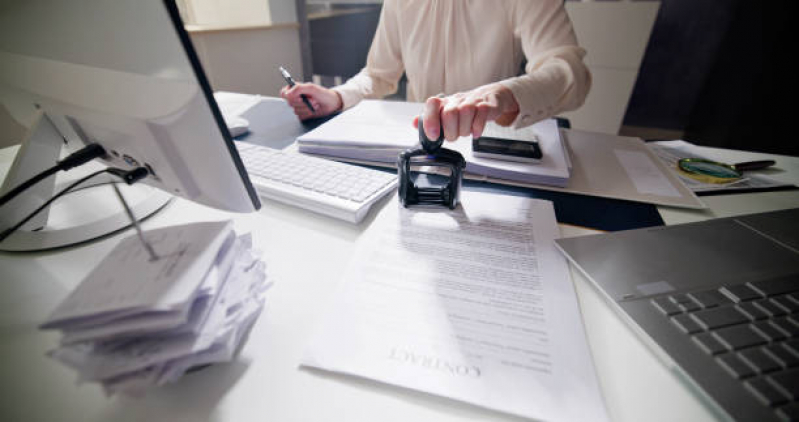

{"left": 651, "top": 275, "right": 799, "bottom": 421}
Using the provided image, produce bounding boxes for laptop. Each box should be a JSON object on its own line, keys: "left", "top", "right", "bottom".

{"left": 555, "top": 208, "right": 799, "bottom": 422}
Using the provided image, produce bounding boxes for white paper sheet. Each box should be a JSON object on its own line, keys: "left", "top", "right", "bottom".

{"left": 614, "top": 149, "right": 682, "bottom": 197}
{"left": 42, "top": 221, "right": 235, "bottom": 328}
{"left": 302, "top": 192, "right": 608, "bottom": 422}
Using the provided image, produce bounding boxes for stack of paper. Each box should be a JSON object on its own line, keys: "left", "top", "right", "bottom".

{"left": 40, "top": 221, "right": 271, "bottom": 397}
{"left": 296, "top": 100, "right": 572, "bottom": 187}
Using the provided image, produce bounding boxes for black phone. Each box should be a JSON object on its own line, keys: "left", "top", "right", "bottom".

{"left": 472, "top": 136, "right": 543, "bottom": 163}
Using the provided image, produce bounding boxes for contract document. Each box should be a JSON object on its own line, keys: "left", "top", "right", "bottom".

{"left": 303, "top": 192, "right": 608, "bottom": 422}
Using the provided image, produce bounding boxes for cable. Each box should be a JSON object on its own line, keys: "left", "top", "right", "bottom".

{"left": 0, "top": 143, "right": 106, "bottom": 207}
{"left": 0, "top": 166, "right": 149, "bottom": 243}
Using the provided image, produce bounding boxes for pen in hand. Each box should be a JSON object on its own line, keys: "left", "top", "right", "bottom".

{"left": 279, "top": 66, "right": 315, "bottom": 113}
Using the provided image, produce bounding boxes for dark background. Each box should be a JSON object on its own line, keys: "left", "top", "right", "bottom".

{"left": 622, "top": 0, "right": 794, "bottom": 156}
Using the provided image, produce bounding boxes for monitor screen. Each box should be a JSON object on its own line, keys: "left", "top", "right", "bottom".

{"left": 0, "top": 0, "right": 261, "bottom": 212}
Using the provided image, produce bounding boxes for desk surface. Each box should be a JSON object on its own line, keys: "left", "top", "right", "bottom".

{"left": 1, "top": 97, "right": 799, "bottom": 422}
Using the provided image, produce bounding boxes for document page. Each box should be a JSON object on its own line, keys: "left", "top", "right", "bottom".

{"left": 649, "top": 140, "right": 793, "bottom": 192}
{"left": 42, "top": 221, "right": 234, "bottom": 328}
{"left": 303, "top": 192, "right": 608, "bottom": 422}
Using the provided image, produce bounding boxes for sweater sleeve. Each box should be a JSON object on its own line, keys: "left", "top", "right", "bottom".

{"left": 498, "top": 0, "right": 592, "bottom": 128}
{"left": 331, "top": 0, "right": 406, "bottom": 110}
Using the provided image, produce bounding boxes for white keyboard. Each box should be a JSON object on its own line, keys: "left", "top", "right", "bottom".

{"left": 236, "top": 143, "right": 397, "bottom": 223}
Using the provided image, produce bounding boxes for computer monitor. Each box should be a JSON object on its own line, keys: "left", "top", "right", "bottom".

{"left": 0, "top": 0, "right": 261, "bottom": 251}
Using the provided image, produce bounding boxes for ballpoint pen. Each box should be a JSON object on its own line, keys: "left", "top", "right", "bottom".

{"left": 279, "top": 66, "right": 315, "bottom": 113}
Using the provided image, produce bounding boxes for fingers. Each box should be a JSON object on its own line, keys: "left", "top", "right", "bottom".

{"left": 422, "top": 97, "right": 442, "bottom": 141}
{"left": 441, "top": 100, "right": 460, "bottom": 142}
{"left": 418, "top": 85, "right": 520, "bottom": 141}
{"left": 472, "top": 105, "right": 491, "bottom": 139}
{"left": 292, "top": 99, "right": 321, "bottom": 120}
{"left": 422, "top": 86, "right": 515, "bottom": 142}
{"left": 282, "top": 83, "right": 333, "bottom": 120}
{"left": 282, "top": 83, "right": 316, "bottom": 107}
{"left": 457, "top": 104, "right": 476, "bottom": 138}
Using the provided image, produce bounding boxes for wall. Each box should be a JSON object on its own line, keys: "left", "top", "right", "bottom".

{"left": 561, "top": 1, "right": 661, "bottom": 134}
{"left": 178, "top": 0, "right": 272, "bottom": 26}
{"left": 179, "top": 0, "right": 304, "bottom": 97}
{"left": 188, "top": 24, "right": 303, "bottom": 97}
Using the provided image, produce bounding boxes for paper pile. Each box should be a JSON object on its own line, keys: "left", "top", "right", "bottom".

{"left": 40, "top": 220, "right": 271, "bottom": 397}
{"left": 296, "top": 100, "right": 572, "bottom": 187}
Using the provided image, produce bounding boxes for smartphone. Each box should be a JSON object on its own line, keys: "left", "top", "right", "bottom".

{"left": 472, "top": 136, "right": 543, "bottom": 163}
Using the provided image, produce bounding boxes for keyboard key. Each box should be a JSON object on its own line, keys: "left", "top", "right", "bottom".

{"left": 718, "top": 354, "right": 756, "bottom": 379}
{"left": 752, "top": 321, "right": 788, "bottom": 342}
{"left": 773, "top": 318, "right": 799, "bottom": 338}
{"left": 748, "top": 277, "right": 799, "bottom": 297}
{"left": 739, "top": 348, "right": 781, "bottom": 374}
{"left": 678, "top": 301, "right": 701, "bottom": 313}
{"left": 777, "top": 402, "right": 799, "bottom": 422}
{"left": 652, "top": 297, "right": 681, "bottom": 316}
{"left": 671, "top": 314, "right": 703, "bottom": 334}
{"left": 688, "top": 289, "right": 732, "bottom": 308}
{"left": 721, "top": 284, "right": 762, "bottom": 302}
{"left": 745, "top": 378, "right": 789, "bottom": 406}
{"left": 768, "top": 368, "right": 799, "bottom": 400}
{"left": 786, "top": 339, "right": 799, "bottom": 356}
{"left": 691, "top": 306, "right": 749, "bottom": 330}
{"left": 763, "top": 344, "right": 799, "bottom": 368}
{"left": 668, "top": 294, "right": 700, "bottom": 312}
{"left": 713, "top": 325, "right": 768, "bottom": 351}
{"left": 772, "top": 296, "right": 799, "bottom": 314}
{"left": 669, "top": 293, "right": 693, "bottom": 305}
{"left": 736, "top": 302, "right": 769, "bottom": 321}
{"left": 754, "top": 299, "right": 789, "bottom": 317}
{"left": 693, "top": 333, "right": 727, "bottom": 355}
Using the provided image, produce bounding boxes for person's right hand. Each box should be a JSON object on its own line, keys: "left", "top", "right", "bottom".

{"left": 279, "top": 82, "right": 343, "bottom": 120}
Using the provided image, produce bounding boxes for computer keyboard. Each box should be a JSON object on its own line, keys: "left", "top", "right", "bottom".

{"left": 651, "top": 275, "right": 799, "bottom": 421}
{"left": 236, "top": 142, "right": 397, "bottom": 223}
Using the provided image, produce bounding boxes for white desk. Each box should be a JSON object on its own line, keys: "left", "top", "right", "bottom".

{"left": 1, "top": 110, "right": 798, "bottom": 421}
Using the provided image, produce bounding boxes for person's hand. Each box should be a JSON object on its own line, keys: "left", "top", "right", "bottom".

{"left": 280, "top": 82, "right": 343, "bottom": 120}
{"left": 412, "top": 83, "right": 520, "bottom": 142}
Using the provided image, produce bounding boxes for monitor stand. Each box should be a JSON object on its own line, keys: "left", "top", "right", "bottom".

{"left": 0, "top": 113, "right": 172, "bottom": 252}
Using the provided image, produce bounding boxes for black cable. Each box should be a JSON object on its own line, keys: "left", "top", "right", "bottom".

{"left": 0, "top": 143, "right": 106, "bottom": 207}
{"left": 0, "top": 167, "right": 149, "bottom": 243}
{"left": 0, "top": 166, "right": 59, "bottom": 207}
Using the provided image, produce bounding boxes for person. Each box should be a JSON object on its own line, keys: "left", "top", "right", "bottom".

{"left": 280, "top": 0, "right": 591, "bottom": 143}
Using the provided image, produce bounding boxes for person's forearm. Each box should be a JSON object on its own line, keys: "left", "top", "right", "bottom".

{"left": 332, "top": 68, "right": 401, "bottom": 110}
{"left": 499, "top": 46, "right": 592, "bottom": 128}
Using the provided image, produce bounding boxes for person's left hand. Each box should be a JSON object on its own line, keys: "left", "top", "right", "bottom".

{"left": 412, "top": 83, "right": 520, "bottom": 142}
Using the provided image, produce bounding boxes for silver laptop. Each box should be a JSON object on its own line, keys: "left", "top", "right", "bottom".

{"left": 556, "top": 208, "right": 799, "bottom": 422}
